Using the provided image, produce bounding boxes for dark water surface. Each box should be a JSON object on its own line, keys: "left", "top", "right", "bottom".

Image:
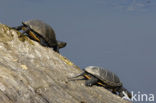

{"left": 0, "top": 0, "right": 156, "bottom": 102}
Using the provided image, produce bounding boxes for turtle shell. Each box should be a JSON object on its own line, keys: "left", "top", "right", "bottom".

{"left": 23, "top": 19, "right": 57, "bottom": 47}
{"left": 84, "top": 66, "right": 122, "bottom": 87}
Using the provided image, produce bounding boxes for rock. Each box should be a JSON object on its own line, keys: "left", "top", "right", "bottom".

{"left": 0, "top": 23, "right": 131, "bottom": 103}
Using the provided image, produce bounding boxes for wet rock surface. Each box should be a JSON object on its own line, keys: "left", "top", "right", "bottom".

{"left": 0, "top": 24, "right": 131, "bottom": 103}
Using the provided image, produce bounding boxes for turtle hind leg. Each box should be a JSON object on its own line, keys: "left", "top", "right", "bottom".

{"left": 39, "top": 37, "right": 49, "bottom": 47}
{"left": 85, "top": 77, "right": 98, "bottom": 87}
{"left": 53, "top": 45, "right": 59, "bottom": 53}
{"left": 112, "top": 89, "right": 117, "bottom": 94}
{"left": 118, "top": 87, "right": 132, "bottom": 99}
{"left": 12, "top": 25, "right": 23, "bottom": 30}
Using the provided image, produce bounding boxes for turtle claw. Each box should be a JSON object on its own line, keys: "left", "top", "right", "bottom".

{"left": 12, "top": 25, "right": 23, "bottom": 30}
{"left": 85, "top": 83, "right": 93, "bottom": 87}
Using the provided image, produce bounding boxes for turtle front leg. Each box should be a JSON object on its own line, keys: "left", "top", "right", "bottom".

{"left": 12, "top": 25, "right": 23, "bottom": 30}
{"left": 20, "top": 27, "right": 31, "bottom": 36}
{"left": 85, "top": 77, "right": 98, "bottom": 87}
{"left": 112, "top": 89, "right": 117, "bottom": 95}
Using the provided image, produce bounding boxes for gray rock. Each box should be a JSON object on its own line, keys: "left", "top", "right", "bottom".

{"left": 0, "top": 23, "right": 131, "bottom": 103}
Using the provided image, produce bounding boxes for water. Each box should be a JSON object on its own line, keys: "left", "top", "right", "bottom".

{"left": 0, "top": 0, "right": 155, "bottom": 102}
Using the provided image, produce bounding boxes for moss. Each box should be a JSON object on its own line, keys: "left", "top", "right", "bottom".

{"left": 57, "top": 53, "right": 81, "bottom": 70}
{"left": 18, "top": 35, "right": 35, "bottom": 45}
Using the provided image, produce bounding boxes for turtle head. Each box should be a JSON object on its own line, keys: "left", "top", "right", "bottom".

{"left": 57, "top": 40, "right": 67, "bottom": 49}
{"left": 120, "top": 87, "right": 132, "bottom": 99}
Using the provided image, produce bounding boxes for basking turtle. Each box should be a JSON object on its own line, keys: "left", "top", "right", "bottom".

{"left": 70, "top": 66, "right": 132, "bottom": 98}
{"left": 12, "top": 19, "right": 66, "bottom": 52}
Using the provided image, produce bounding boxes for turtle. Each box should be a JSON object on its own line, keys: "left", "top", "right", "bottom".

{"left": 12, "top": 19, "right": 66, "bottom": 52}
{"left": 69, "top": 66, "right": 132, "bottom": 99}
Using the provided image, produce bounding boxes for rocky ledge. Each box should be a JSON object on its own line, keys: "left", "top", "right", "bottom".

{"left": 0, "top": 24, "right": 131, "bottom": 103}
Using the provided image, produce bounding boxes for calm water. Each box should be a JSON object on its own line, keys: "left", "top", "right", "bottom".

{"left": 1, "top": 0, "right": 156, "bottom": 102}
